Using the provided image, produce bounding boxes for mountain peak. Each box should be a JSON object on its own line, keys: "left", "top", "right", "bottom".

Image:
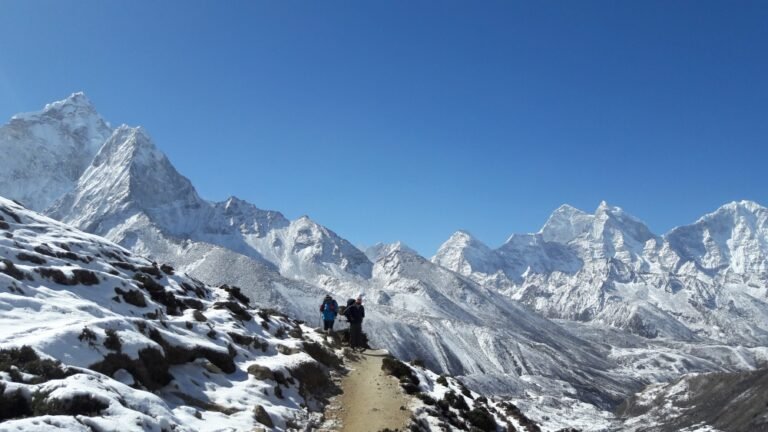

{"left": 0, "top": 93, "right": 113, "bottom": 211}
{"left": 44, "top": 91, "right": 94, "bottom": 111}
{"left": 224, "top": 195, "right": 247, "bottom": 208}
{"left": 667, "top": 200, "right": 768, "bottom": 274}
{"left": 539, "top": 203, "right": 593, "bottom": 244}
{"left": 91, "top": 125, "right": 164, "bottom": 170}
{"left": 12, "top": 92, "right": 100, "bottom": 123}
{"left": 367, "top": 241, "right": 419, "bottom": 262}
{"left": 49, "top": 125, "right": 205, "bottom": 235}
{"left": 720, "top": 200, "right": 765, "bottom": 214}
{"left": 595, "top": 201, "right": 623, "bottom": 216}
{"left": 447, "top": 229, "right": 477, "bottom": 244}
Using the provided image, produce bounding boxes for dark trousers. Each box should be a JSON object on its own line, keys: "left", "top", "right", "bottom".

{"left": 323, "top": 319, "right": 335, "bottom": 331}
{"left": 349, "top": 322, "right": 363, "bottom": 348}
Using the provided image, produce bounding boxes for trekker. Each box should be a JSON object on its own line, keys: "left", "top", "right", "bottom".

{"left": 319, "top": 294, "right": 338, "bottom": 334}
{"left": 343, "top": 296, "right": 365, "bottom": 352}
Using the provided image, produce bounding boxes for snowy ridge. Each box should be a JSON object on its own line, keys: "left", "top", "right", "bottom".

{"left": 434, "top": 201, "right": 768, "bottom": 346}
{"left": 0, "top": 197, "right": 343, "bottom": 431}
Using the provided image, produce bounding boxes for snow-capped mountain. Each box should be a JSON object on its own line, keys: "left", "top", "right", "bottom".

{"left": 667, "top": 200, "right": 768, "bottom": 276}
{"left": 48, "top": 125, "right": 208, "bottom": 238}
{"left": 35, "top": 104, "right": 637, "bottom": 410}
{"left": 2, "top": 93, "right": 768, "bottom": 431}
{"left": 46, "top": 121, "right": 371, "bottom": 284}
{"left": 434, "top": 201, "right": 768, "bottom": 346}
{"left": 0, "top": 93, "right": 112, "bottom": 211}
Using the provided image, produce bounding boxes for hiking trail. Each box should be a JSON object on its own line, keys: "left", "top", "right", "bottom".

{"left": 320, "top": 349, "right": 413, "bottom": 432}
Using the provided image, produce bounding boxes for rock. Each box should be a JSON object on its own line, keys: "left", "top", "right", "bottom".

{"left": 203, "top": 361, "right": 223, "bottom": 374}
{"left": 193, "top": 310, "right": 207, "bottom": 322}
{"left": 276, "top": 344, "right": 300, "bottom": 355}
{"left": 253, "top": 405, "right": 273, "bottom": 428}
{"left": 247, "top": 364, "right": 275, "bottom": 381}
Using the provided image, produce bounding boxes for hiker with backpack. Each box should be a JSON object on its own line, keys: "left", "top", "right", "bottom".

{"left": 319, "top": 294, "right": 339, "bottom": 334}
{"left": 343, "top": 296, "right": 365, "bottom": 352}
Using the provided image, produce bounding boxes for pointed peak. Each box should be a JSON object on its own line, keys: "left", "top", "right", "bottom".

{"left": 366, "top": 241, "right": 419, "bottom": 259}
{"left": 391, "top": 241, "right": 417, "bottom": 254}
{"left": 594, "top": 201, "right": 637, "bottom": 220}
{"left": 442, "top": 230, "right": 492, "bottom": 251}
{"left": 448, "top": 230, "right": 476, "bottom": 242}
{"left": 291, "top": 214, "right": 326, "bottom": 232}
{"left": 10, "top": 92, "right": 108, "bottom": 129}
{"left": 110, "top": 126, "right": 158, "bottom": 154}
{"left": 42, "top": 91, "right": 95, "bottom": 111}
{"left": 89, "top": 125, "right": 168, "bottom": 172}
{"left": 554, "top": 203, "right": 587, "bottom": 215}
{"left": 224, "top": 196, "right": 248, "bottom": 208}
{"left": 112, "top": 124, "right": 149, "bottom": 140}
{"left": 538, "top": 203, "right": 594, "bottom": 243}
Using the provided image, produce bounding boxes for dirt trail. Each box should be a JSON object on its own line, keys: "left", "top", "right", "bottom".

{"left": 320, "top": 349, "right": 412, "bottom": 432}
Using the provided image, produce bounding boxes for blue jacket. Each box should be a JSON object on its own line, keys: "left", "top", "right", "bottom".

{"left": 320, "top": 299, "right": 338, "bottom": 321}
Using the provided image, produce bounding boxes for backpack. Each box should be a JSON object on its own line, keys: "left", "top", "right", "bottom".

{"left": 339, "top": 298, "right": 355, "bottom": 317}
{"left": 323, "top": 300, "right": 337, "bottom": 313}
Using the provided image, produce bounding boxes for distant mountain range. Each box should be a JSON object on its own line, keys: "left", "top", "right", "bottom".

{"left": 2, "top": 92, "right": 767, "bottom": 430}
{"left": 434, "top": 199, "right": 768, "bottom": 345}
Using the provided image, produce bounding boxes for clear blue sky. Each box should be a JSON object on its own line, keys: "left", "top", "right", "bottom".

{"left": 1, "top": 1, "right": 767, "bottom": 255}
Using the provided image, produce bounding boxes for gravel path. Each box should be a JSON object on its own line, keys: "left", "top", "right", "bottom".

{"left": 320, "top": 349, "right": 413, "bottom": 432}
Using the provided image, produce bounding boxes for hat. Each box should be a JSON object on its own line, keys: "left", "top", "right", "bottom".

{"left": 324, "top": 294, "right": 332, "bottom": 299}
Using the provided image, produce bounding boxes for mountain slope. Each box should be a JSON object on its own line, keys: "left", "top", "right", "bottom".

{"left": 619, "top": 367, "right": 768, "bottom": 431}
{"left": 0, "top": 196, "right": 344, "bottom": 431}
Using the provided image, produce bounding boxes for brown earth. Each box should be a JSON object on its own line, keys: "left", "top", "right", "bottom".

{"left": 320, "top": 349, "right": 413, "bottom": 432}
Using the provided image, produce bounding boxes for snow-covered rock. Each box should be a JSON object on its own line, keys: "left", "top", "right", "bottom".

{"left": 0, "top": 196, "right": 343, "bottom": 431}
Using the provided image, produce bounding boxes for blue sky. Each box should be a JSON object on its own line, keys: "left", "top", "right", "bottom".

{"left": 1, "top": 1, "right": 766, "bottom": 255}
